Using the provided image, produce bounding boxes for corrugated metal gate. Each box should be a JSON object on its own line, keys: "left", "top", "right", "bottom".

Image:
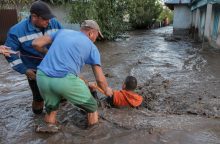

{"left": 0, "top": 9, "right": 17, "bottom": 44}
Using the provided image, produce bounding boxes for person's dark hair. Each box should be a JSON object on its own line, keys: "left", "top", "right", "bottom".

{"left": 124, "top": 76, "right": 137, "bottom": 91}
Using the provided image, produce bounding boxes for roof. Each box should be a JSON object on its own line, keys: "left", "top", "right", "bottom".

{"left": 164, "top": 0, "right": 220, "bottom": 10}
{"left": 164, "top": 0, "right": 191, "bottom": 4}
{"left": 191, "top": 0, "right": 220, "bottom": 10}
{"left": 164, "top": 0, "right": 191, "bottom": 10}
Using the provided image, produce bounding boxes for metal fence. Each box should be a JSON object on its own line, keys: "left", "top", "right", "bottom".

{"left": 0, "top": 9, "right": 17, "bottom": 44}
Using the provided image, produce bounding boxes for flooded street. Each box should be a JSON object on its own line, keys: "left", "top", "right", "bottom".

{"left": 1, "top": 26, "right": 220, "bottom": 144}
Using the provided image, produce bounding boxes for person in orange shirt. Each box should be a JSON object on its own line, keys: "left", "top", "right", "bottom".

{"left": 91, "top": 76, "right": 143, "bottom": 108}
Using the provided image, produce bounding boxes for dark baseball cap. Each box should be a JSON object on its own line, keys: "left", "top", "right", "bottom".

{"left": 30, "top": 0, "right": 55, "bottom": 20}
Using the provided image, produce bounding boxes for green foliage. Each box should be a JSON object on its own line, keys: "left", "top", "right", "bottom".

{"left": 158, "top": 7, "right": 173, "bottom": 23}
{"left": 128, "top": 0, "right": 163, "bottom": 29}
{"left": 69, "top": 0, "right": 164, "bottom": 39}
{"left": 69, "top": 1, "right": 97, "bottom": 23}
{"left": 69, "top": 0, "right": 130, "bottom": 40}
{"left": 0, "top": 0, "right": 33, "bottom": 9}
{"left": 42, "top": 0, "right": 71, "bottom": 5}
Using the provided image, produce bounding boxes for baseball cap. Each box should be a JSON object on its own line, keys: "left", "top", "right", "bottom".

{"left": 30, "top": 0, "right": 55, "bottom": 20}
{"left": 81, "top": 20, "right": 104, "bottom": 38}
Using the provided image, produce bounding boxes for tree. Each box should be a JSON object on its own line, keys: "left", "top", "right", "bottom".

{"left": 42, "top": 0, "right": 71, "bottom": 5}
{"left": 69, "top": 0, "right": 164, "bottom": 39}
{"left": 69, "top": 0, "right": 129, "bottom": 40}
{"left": 0, "top": 0, "right": 34, "bottom": 9}
{"left": 128, "top": 0, "right": 163, "bottom": 29}
{"left": 158, "top": 7, "right": 173, "bottom": 24}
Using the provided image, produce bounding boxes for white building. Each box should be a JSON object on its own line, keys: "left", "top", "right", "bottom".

{"left": 165, "top": 0, "right": 220, "bottom": 48}
{"left": 165, "top": 0, "right": 192, "bottom": 35}
{"left": 191, "top": 0, "right": 220, "bottom": 48}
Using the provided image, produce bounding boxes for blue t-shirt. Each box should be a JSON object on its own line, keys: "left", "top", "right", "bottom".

{"left": 38, "top": 29, "right": 101, "bottom": 77}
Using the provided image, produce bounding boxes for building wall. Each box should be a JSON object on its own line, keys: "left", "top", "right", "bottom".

{"left": 212, "top": 5, "right": 220, "bottom": 47}
{"left": 198, "top": 7, "right": 206, "bottom": 38}
{"left": 192, "top": 10, "right": 197, "bottom": 27}
{"left": 195, "top": 8, "right": 200, "bottom": 29}
{"left": 173, "top": 5, "right": 192, "bottom": 35}
{"left": 211, "top": 6, "right": 220, "bottom": 39}
{"left": 204, "top": 4, "right": 212, "bottom": 41}
{"left": 168, "top": 1, "right": 220, "bottom": 48}
{"left": 191, "top": 3, "right": 220, "bottom": 48}
{"left": 173, "top": 5, "right": 191, "bottom": 29}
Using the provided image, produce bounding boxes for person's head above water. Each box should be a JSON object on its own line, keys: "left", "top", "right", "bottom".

{"left": 122, "top": 76, "right": 137, "bottom": 91}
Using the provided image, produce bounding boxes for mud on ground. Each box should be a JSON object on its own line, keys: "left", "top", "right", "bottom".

{"left": 1, "top": 26, "right": 220, "bottom": 144}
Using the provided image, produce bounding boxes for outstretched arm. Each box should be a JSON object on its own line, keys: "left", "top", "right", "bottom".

{"left": 0, "top": 45, "right": 12, "bottom": 57}
{"left": 92, "top": 65, "right": 113, "bottom": 96}
{"left": 32, "top": 35, "right": 52, "bottom": 54}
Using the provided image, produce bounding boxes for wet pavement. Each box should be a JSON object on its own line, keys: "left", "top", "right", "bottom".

{"left": 1, "top": 26, "right": 220, "bottom": 144}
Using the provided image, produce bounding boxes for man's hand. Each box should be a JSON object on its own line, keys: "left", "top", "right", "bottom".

{"left": 105, "top": 87, "right": 113, "bottom": 97}
{"left": 88, "top": 82, "right": 113, "bottom": 96}
{"left": 92, "top": 65, "right": 113, "bottom": 96}
{"left": 88, "top": 82, "right": 97, "bottom": 90}
{"left": 26, "top": 69, "right": 36, "bottom": 80}
{"left": 0, "top": 45, "right": 12, "bottom": 57}
{"left": 32, "top": 35, "right": 52, "bottom": 54}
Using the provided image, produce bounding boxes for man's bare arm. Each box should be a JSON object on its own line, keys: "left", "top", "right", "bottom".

{"left": 92, "top": 65, "right": 113, "bottom": 96}
{"left": 32, "top": 35, "right": 52, "bottom": 54}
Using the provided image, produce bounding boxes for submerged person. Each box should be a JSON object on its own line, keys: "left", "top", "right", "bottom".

{"left": 32, "top": 20, "right": 113, "bottom": 132}
{"left": 92, "top": 76, "right": 143, "bottom": 108}
{"left": 4, "top": 0, "right": 62, "bottom": 114}
{"left": 108, "top": 76, "right": 143, "bottom": 107}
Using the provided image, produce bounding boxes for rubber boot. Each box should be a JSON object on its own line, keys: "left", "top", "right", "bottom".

{"left": 32, "top": 101, "right": 44, "bottom": 114}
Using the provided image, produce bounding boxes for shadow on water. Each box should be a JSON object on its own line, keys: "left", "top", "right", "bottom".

{"left": 1, "top": 26, "right": 220, "bottom": 144}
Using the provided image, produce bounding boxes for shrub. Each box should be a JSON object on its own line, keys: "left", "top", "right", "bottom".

{"left": 69, "top": 0, "right": 129, "bottom": 40}
{"left": 128, "top": 0, "right": 163, "bottom": 29}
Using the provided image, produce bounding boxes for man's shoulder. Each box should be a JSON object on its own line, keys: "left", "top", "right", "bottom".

{"left": 50, "top": 18, "right": 59, "bottom": 23}
{"left": 56, "top": 29, "right": 78, "bottom": 37}
{"left": 49, "top": 18, "right": 62, "bottom": 28}
{"left": 121, "top": 90, "right": 141, "bottom": 96}
{"left": 113, "top": 90, "right": 123, "bottom": 95}
{"left": 9, "top": 18, "right": 28, "bottom": 33}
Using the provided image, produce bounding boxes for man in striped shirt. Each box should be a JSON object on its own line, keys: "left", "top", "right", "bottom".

{"left": 4, "top": 0, "right": 62, "bottom": 114}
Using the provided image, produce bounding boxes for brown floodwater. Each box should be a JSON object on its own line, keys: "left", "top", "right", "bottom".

{"left": 0, "top": 26, "right": 220, "bottom": 144}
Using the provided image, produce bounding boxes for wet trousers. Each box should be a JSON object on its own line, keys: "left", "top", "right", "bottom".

{"left": 36, "top": 70, "right": 98, "bottom": 114}
{"left": 27, "top": 79, "right": 43, "bottom": 102}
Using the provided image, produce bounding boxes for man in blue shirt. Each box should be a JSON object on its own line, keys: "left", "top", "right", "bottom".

{"left": 33, "top": 20, "right": 113, "bottom": 130}
{"left": 4, "top": 1, "right": 62, "bottom": 114}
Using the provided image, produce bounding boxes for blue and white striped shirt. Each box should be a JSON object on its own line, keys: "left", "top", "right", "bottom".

{"left": 4, "top": 16, "right": 62, "bottom": 74}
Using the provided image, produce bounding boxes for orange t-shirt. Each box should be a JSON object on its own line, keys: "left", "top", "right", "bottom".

{"left": 113, "top": 90, "right": 143, "bottom": 107}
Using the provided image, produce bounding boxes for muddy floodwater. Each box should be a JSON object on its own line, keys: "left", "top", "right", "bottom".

{"left": 1, "top": 26, "right": 220, "bottom": 144}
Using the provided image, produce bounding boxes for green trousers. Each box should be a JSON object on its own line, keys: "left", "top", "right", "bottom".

{"left": 36, "top": 70, "right": 97, "bottom": 113}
